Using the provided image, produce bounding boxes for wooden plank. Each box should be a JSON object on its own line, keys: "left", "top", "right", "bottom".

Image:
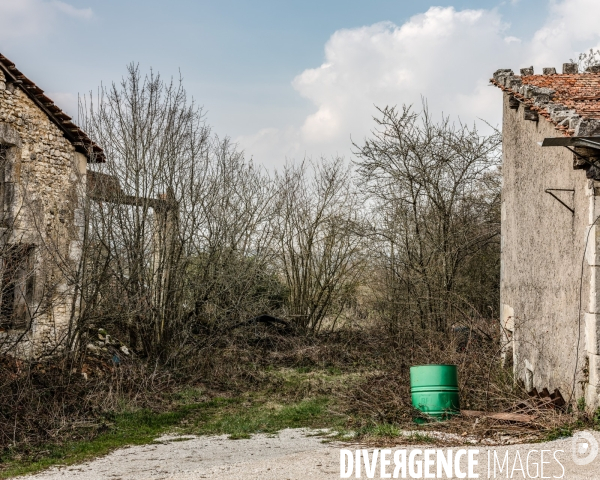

{"left": 461, "top": 410, "right": 536, "bottom": 423}
{"left": 487, "top": 412, "right": 537, "bottom": 423}
{"left": 461, "top": 410, "right": 484, "bottom": 417}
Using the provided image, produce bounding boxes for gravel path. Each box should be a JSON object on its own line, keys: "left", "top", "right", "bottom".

{"left": 16, "top": 429, "right": 600, "bottom": 479}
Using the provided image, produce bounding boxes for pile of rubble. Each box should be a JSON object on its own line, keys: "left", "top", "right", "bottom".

{"left": 82, "top": 328, "right": 132, "bottom": 379}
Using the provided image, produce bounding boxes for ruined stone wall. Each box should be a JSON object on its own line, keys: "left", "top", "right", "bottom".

{"left": 0, "top": 68, "right": 85, "bottom": 358}
{"left": 500, "top": 90, "right": 596, "bottom": 407}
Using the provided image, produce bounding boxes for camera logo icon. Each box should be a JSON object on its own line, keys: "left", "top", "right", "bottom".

{"left": 572, "top": 432, "right": 599, "bottom": 466}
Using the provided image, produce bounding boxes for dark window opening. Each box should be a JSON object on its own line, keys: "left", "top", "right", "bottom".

{"left": 0, "top": 244, "right": 35, "bottom": 330}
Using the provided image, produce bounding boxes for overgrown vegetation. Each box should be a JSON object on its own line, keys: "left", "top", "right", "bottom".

{"left": 1, "top": 64, "right": 596, "bottom": 477}
{"left": 0, "top": 393, "right": 338, "bottom": 479}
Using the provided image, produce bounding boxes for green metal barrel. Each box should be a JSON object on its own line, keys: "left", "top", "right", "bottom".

{"left": 410, "top": 364, "right": 460, "bottom": 419}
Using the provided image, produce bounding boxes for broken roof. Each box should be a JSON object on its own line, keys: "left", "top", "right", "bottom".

{"left": 0, "top": 53, "right": 104, "bottom": 162}
{"left": 491, "top": 64, "right": 600, "bottom": 138}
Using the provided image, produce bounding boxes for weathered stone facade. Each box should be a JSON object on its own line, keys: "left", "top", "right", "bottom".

{"left": 493, "top": 65, "right": 600, "bottom": 410}
{"left": 0, "top": 55, "right": 100, "bottom": 358}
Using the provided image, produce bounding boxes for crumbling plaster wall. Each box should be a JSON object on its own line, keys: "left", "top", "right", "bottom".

{"left": 0, "top": 68, "right": 85, "bottom": 357}
{"left": 500, "top": 91, "right": 595, "bottom": 406}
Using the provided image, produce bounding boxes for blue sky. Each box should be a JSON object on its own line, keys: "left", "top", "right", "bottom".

{"left": 1, "top": 0, "right": 599, "bottom": 167}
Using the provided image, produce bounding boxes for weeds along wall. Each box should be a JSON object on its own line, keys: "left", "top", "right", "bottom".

{"left": 0, "top": 68, "right": 86, "bottom": 358}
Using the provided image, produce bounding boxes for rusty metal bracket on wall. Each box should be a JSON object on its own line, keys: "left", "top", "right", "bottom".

{"left": 545, "top": 188, "right": 575, "bottom": 215}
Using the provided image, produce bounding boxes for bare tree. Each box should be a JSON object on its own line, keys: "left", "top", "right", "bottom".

{"left": 77, "top": 64, "right": 215, "bottom": 359}
{"left": 76, "top": 65, "right": 284, "bottom": 359}
{"left": 354, "top": 103, "right": 501, "bottom": 335}
{"left": 273, "top": 158, "right": 366, "bottom": 334}
{"left": 183, "top": 138, "right": 282, "bottom": 336}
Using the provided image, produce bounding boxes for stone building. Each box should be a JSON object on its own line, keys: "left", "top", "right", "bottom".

{"left": 0, "top": 53, "right": 103, "bottom": 358}
{"left": 492, "top": 64, "right": 600, "bottom": 410}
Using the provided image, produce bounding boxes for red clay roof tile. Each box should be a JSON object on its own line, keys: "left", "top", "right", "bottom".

{"left": 491, "top": 72, "right": 600, "bottom": 136}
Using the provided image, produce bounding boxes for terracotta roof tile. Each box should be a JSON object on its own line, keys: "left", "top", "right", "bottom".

{"left": 491, "top": 70, "right": 600, "bottom": 137}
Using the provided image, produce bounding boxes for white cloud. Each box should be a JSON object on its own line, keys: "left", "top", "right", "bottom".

{"left": 51, "top": 1, "right": 93, "bottom": 20}
{"left": 237, "top": 126, "right": 304, "bottom": 169}
{"left": 0, "top": 0, "right": 92, "bottom": 40}
{"left": 529, "top": 0, "right": 600, "bottom": 65}
{"left": 292, "top": 8, "right": 512, "bottom": 146}
{"left": 238, "top": 0, "right": 600, "bottom": 168}
{"left": 239, "top": 7, "right": 516, "bottom": 166}
{"left": 504, "top": 36, "right": 522, "bottom": 44}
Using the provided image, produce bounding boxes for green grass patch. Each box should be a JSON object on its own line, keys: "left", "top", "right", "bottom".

{"left": 0, "top": 393, "right": 341, "bottom": 478}
{"left": 594, "top": 407, "right": 600, "bottom": 427}
{"left": 183, "top": 396, "right": 338, "bottom": 439}
{"left": 0, "top": 366, "right": 363, "bottom": 478}
{"left": 0, "top": 406, "right": 198, "bottom": 479}
{"left": 264, "top": 366, "right": 363, "bottom": 400}
{"left": 544, "top": 426, "right": 574, "bottom": 442}
{"left": 296, "top": 366, "right": 313, "bottom": 374}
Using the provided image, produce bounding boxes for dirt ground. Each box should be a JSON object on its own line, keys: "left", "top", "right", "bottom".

{"left": 16, "top": 429, "right": 600, "bottom": 479}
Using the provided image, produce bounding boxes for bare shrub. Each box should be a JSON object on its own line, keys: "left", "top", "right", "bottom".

{"left": 273, "top": 158, "right": 366, "bottom": 333}
{"left": 353, "top": 103, "right": 502, "bottom": 337}
{"left": 0, "top": 354, "right": 174, "bottom": 451}
{"left": 77, "top": 65, "right": 281, "bottom": 361}
{"left": 571, "top": 48, "right": 600, "bottom": 72}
